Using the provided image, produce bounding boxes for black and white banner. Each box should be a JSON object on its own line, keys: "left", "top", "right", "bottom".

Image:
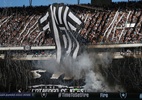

{"left": 38, "top": 3, "right": 84, "bottom": 63}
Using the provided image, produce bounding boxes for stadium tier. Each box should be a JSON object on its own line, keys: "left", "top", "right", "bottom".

{"left": 0, "top": 3, "right": 142, "bottom": 47}
{"left": 0, "top": 3, "right": 142, "bottom": 60}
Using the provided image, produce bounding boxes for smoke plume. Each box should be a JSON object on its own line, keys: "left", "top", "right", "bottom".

{"left": 33, "top": 51, "right": 125, "bottom": 92}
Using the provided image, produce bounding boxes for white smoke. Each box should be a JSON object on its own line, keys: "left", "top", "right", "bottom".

{"left": 33, "top": 51, "right": 125, "bottom": 92}
{"left": 84, "top": 70, "right": 104, "bottom": 92}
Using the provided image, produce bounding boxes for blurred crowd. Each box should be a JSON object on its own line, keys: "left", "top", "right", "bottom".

{"left": 78, "top": 8, "right": 142, "bottom": 44}
{"left": 0, "top": 1, "right": 142, "bottom": 47}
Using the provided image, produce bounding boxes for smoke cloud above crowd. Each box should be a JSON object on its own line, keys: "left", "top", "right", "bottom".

{"left": 33, "top": 51, "right": 125, "bottom": 92}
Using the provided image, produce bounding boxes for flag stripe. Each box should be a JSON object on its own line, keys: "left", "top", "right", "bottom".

{"left": 65, "top": 30, "right": 72, "bottom": 55}
{"left": 50, "top": 5, "right": 61, "bottom": 63}
{"left": 58, "top": 7, "right": 63, "bottom": 24}
{"left": 43, "top": 23, "right": 49, "bottom": 31}
{"left": 73, "top": 37, "right": 80, "bottom": 59}
{"left": 62, "top": 7, "right": 72, "bottom": 55}
{"left": 53, "top": 7, "right": 59, "bottom": 25}
{"left": 63, "top": 7, "right": 69, "bottom": 30}
{"left": 68, "top": 12, "right": 82, "bottom": 25}
{"left": 68, "top": 22, "right": 77, "bottom": 31}
{"left": 68, "top": 31, "right": 80, "bottom": 59}
{"left": 62, "top": 34, "right": 67, "bottom": 48}
{"left": 40, "top": 12, "right": 49, "bottom": 24}
{"left": 59, "top": 27, "right": 69, "bottom": 52}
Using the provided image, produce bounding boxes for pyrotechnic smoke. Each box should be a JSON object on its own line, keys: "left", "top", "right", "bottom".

{"left": 33, "top": 51, "right": 125, "bottom": 92}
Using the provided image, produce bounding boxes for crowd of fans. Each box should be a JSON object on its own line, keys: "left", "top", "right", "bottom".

{"left": 75, "top": 1, "right": 142, "bottom": 44}
{"left": 1, "top": 2, "right": 142, "bottom": 93}
{"left": 0, "top": 2, "right": 142, "bottom": 47}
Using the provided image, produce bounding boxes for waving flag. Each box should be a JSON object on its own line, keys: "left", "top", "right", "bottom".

{"left": 38, "top": 3, "right": 84, "bottom": 63}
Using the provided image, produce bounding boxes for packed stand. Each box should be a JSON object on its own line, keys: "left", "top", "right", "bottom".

{"left": 0, "top": 6, "right": 55, "bottom": 47}
{"left": 0, "top": 2, "right": 142, "bottom": 47}
{"left": 74, "top": 2, "right": 142, "bottom": 44}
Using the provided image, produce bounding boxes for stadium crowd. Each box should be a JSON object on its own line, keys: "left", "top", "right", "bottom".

{"left": 0, "top": 1, "right": 142, "bottom": 47}
{"left": 1, "top": 2, "right": 142, "bottom": 93}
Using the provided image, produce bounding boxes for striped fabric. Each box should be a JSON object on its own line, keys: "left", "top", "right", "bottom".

{"left": 38, "top": 4, "right": 84, "bottom": 63}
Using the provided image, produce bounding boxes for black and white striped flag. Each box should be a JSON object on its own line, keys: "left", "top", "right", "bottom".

{"left": 38, "top": 3, "right": 84, "bottom": 63}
